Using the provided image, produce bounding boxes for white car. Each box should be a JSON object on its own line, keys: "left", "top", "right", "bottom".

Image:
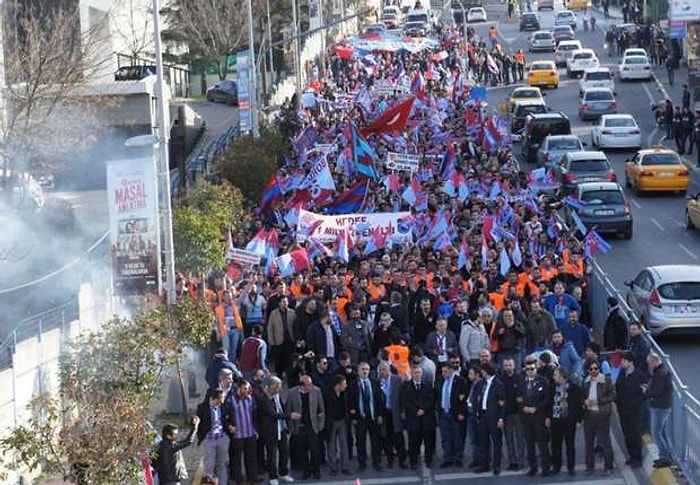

{"left": 554, "top": 40, "right": 583, "bottom": 66}
{"left": 555, "top": 10, "right": 577, "bottom": 30}
{"left": 567, "top": 48, "right": 599, "bottom": 78}
{"left": 619, "top": 55, "right": 652, "bottom": 80}
{"left": 467, "top": 7, "right": 487, "bottom": 22}
{"left": 579, "top": 67, "right": 615, "bottom": 95}
{"left": 591, "top": 114, "right": 642, "bottom": 149}
{"left": 382, "top": 5, "right": 401, "bottom": 18}
{"left": 529, "top": 30, "right": 556, "bottom": 52}
{"left": 622, "top": 48, "right": 648, "bottom": 59}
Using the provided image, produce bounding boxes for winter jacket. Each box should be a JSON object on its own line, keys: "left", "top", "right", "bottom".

{"left": 645, "top": 363, "right": 673, "bottom": 409}
{"left": 550, "top": 341, "right": 582, "bottom": 382}
{"left": 459, "top": 320, "right": 490, "bottom": 362}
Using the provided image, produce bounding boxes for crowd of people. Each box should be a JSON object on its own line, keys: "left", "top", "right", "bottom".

{"left": 152, "top": 13, "right": 677, "bottom": 485}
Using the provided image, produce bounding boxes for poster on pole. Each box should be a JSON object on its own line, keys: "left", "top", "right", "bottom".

{"left": 385, "top": 152, "right": 421, "bottom": 172}
{"left": 236, "top": 50, "right": 252, "bottom": 133}
{"left": 106, "top": 158, "right": 159, "bottom": 295}
{"left": 296, "top": 209, "right": 414, "bottom": 243}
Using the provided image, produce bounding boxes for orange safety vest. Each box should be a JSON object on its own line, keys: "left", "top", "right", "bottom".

{"left": 368, "top": 282, "right": 386, "bottom": 302}
{"left": 565, "top": 259, "right": 584, "bottom": 279}
{"left": 385, "top": 344, "right": 410, "bottom": 376}
{"left": 489, "top": 292, "right": 506, "bottom": 311}
{"left": 514, "top": 52, "right": 525, "bottom": 65}
{"left": 540, "top": 267, "right": 559, "bottom": 282}
{"left": 215, "top": 303, "right": 244, "bottom": 338}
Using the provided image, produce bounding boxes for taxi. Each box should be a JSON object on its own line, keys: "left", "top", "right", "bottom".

{"left": 527, "top": 60, "right": 559, "bottom": 89}
{"left": 508, "top": 86, "right": 545, "bottom": 111}
{"left": 624, "top": 146, "right": 690, "bottom": 195}
{"left": 567, "top": 0, "right": 588, "bottom": 10}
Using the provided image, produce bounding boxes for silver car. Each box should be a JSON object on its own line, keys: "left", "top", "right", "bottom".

{"left": 625, "top": 265, "right": 700, "bottom": 335}
{"left": 579, "top": 88, "right": 617, "bottom": 121}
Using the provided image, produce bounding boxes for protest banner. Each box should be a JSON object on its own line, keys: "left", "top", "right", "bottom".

{"left": 385, "top": 152, "right": 421, "bottom": 172}
{"left": 296, "top": 209, "right": 413, "bottom": 244}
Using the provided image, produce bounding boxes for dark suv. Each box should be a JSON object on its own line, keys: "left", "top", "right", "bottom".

{"left": 520, "top": 112, "right": 571, "bottom": 163}
{"left": 520, "top": 13, "right": 540, "bottom": 31}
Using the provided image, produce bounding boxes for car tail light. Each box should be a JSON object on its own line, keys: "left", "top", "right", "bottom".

{"left": 649, "top": 289, "right": 661, "bottom": 308}
{"left": 582, "top": 104, "right": 590, "bottom": 110}
{"left": 564, "top": 173, "right": 578, "bottom": 182}
{"left": 679, "top": 169, "right": 689, "bottom": 176}
{"left": 549, "top": 71, "right": 556, "bottom": 76}
{"left": 609, "top": 102, "right": 617, "bottom": 109}
{"left": 602, "top": 130, "right": 613, "bottom": 135}
{"left": 604, "top": 172, "right": 617, "bottom": 181}
{"left": 640, "top": 170, "right": 654, "bottom": 177}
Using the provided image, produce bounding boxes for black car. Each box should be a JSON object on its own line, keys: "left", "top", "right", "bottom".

{"left": 520, "top": 112, "right": 571, "bottom": 163}
{"left": 115, "top": 65, "right": 157, "bottom": 81}
{"left": 511, "top": 102, "right": 548, "bottom": 134}
{"left": 519, "top": 13, "right": 540, "bottom": 31}
{"left": 206, "top": 80, "right": 238, "bottom": 106}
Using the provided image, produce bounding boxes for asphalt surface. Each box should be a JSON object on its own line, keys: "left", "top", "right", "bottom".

{"left": 466, "top": 3, "right": 700, "bottom": 401}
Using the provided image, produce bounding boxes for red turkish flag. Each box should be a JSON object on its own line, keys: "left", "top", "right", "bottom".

{"left": 360, "top": 96, "right": 415, "bottom": 137}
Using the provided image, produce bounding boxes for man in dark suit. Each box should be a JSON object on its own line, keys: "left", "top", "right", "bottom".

{"left": 476, "top": 362, "right": 506, "bottom": 475}
{"left": 256, "top": 376, "right": 295, "bottom": 485}
{"left": 196, "top": 389, "right": 232, "bottom": 485}
{"left": 349, "top": 362, "right": 385, "bottom": 471}
{"left": 435, "top": 362, "right": 467, "bottom": 468}
{"left": 378, "top": 362, "right": 408, "bottom": 469}
{"left": 615, "top": 352, "right": 646, "bottom": 468}
{"left": 306, "top": 311, "right": 342, "bottom": 369}
{"left": 518, "top": 358, "right": 552, "bottom": 477}
{"left": 425, "top": 317, "right": 459, "bottom": 366}
{"left": 400, "top": 366, "right": 437, "bottom": 469}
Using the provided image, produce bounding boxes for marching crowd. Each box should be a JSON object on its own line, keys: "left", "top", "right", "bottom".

{"left": 152, "top": 18, "right": 674, "bottom": 485}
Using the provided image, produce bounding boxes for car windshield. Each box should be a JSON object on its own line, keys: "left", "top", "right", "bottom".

{"left": 557, "top": 13, "right": 573, "bottom": 18}
{"left": 514, "top": 90, "right": 539, "bottom": 98}
{"left": 581, "top": 190, "right": 624, "bottom": 204}
{"left": 549, "top": 138, "right": 581, "bottom": 150}
{"left": 407, "top": 13, "right": 428, "bottom": 22}
{"left": 570, "top": 159, "right": 609, "bottom": 171}
{"left": 516, "top": 105, "right": 547, "bottom": 116}
{"left": 574, "top": 53, "right": 594, "bottom": 60}
{"left": 535, "top": 33, "right": 551, "bottom": 39}
{"left": 558, "top": 44, "right": 578, "bottom": 51}
{"left": 523, "top": 14, "right": 537, "bottom": 19}
{"left": 555, "top": 27, "right": 571, "bottom": 33}
{"left": 530, "top": 121, "right": 570, "bottom": 140}
{"left": 658, "top": 282, "right": 700, "bottom": 301}
{"left": 641, "top": 153, "right": 682, "bottom": 165}
{"left": 531, "top": 63, "right": 552, "bottom": 70}
{"left": 585, "top": 91, "right": 613, "bottom": 101}
{"left": 586, "top": 71, "right": 611, "bottom": 80}
{"left": 382, "top": 13, "right": 397, "bottom": 19}
{"left": 404, "top": 22, "right": 423, "bottom": 28}
{"left": 625, "top": 57, "right": 647, "bottom": 64}
{"left": 605, "top": 118, "right": 635, "bottom": 127}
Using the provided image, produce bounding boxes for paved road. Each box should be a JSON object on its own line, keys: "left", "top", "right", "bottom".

{"left": 462, "top": 4, "right": 700, "bottom": 402}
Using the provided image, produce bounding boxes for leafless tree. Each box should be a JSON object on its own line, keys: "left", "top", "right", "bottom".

{"left": 111, "top": 0, "right": 153, "bottom": 61}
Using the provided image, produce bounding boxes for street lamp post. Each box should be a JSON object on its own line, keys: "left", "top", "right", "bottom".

{"left": 292, "top": 0, "right": 303, "bottom": 108}
{"left": 247, "top": 0, "right": 260, "bottom": 137}
{"left": 151, "top": 0, "right": 176, "bottom": 306}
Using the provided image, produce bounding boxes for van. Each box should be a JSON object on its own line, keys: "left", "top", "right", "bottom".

{"left": 520, "top": 112, "right": 571, "bottom": 163}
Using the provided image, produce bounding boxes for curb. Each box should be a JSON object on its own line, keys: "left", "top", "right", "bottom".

{"left": 642, "top": 433, "right": 680, "bottom": 485}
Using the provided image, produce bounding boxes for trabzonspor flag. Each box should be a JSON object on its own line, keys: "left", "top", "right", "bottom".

{"left": 275, "top": 248, "right": 310, "bottom": 277}
{"left": 350, "top": 124, "right": 380, "bottom": 180}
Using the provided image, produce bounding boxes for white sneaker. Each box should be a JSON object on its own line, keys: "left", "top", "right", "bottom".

{"left": 280, "top": 476, "right": 295, "bottom": 483}
{"left": 269, "top": 480, "right": 279, "bottom": 485}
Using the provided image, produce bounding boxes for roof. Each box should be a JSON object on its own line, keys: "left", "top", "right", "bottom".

{"left": 577, "top": 181, "right": 622, "bottom": 192}
{"left": 647, "top": 265, "right": 700, "bottom": 283}
{"left": 600, "top": 114, "right": 635, "bottom": 120}
{"left": 637, "top": 146, "right": 677, "bottom": 155}
{"left": 545, "top": 134, "right": 580, "bottom": 140}
{"left": 564, "top": 150, "right": 608, "bottom": 160}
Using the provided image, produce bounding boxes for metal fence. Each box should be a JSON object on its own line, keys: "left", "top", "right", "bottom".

{"left": 587, "top": 259, "right": 698, "bottom": 484}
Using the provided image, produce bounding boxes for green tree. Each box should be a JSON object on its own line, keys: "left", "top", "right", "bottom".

{"left": 214, "top": 124, "right": 288, "bottom": 204}
{"left": 173, "top": 179, "right": 249, "bottom": 276}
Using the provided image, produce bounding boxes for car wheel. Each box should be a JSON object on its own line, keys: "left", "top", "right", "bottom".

{"left": 686, "top": 211, "right": 695, "bottom": 230}
{"left": 622, "top": 225, "right": 633, "bottom": 239}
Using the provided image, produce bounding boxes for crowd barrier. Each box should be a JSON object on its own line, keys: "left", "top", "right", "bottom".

{"left": 587, "top": 259, "right": 699, "bottom": 484}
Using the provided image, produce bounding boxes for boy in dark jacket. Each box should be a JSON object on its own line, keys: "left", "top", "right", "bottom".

{"left": 153, "top": 417, "right": 200, "bottom": 485}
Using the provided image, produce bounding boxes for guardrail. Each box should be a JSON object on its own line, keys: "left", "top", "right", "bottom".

{"left": 171, "top": 122, "right": 241, "bottom": 198}
{"left": 587, "top": 259, "right": 697, "bottom": 484}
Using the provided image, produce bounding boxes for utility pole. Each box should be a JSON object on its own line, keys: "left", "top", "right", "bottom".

{"left": 267, "top": 0, "right": 274, "bottom": 77}
{"left": 151, "top": 0, "right": 176, "bottom": 306}
{"left": 247, "top": 0, "right": 260, "bottom": 137}
{"left": 292, "top": 0, "right": 303, "bottom": 107}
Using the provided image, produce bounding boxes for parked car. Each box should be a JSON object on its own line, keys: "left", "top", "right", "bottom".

{"left": 579, "top": 67, "right": 615, "bottom": 95}
{"left": 624, "top": 146, "right": 690, "bottom": 195}
{"left": 511, "top": 100, "right": 548, "bottom": 134}
{"left": 528, "top": 60, "right": 559, "bottom": 88}
{"left": 686, "top": 191, "right": 700, "bottom": 230}
{"left": 566, "top": 181, "right": 633, "bottom": 239}
{"left": 591, "top": 114, "right": 642, "bottom": 150}
{"left": 520, "top": 112, "right": 571, "bottom": 163}
{"left": 579, "top": 87, "right": 617, "bottom": 121}
{"left": 553, "top": 25, "right": 575, "bottom": 44}
{"left": 519, "top": 12, "right": 541, "bottom": 31}
{"left": 625, "top": 265, "right": 700, "bottom": 335}
{"left": 467, "top": 7, "right": 487, "bottom": 22}
{"left": 555, "top": 150, "right": 616, "bottom": 193}
{"left": 619, "top": 55, "right": 652, "bottom": 81}
{"left": 206, "top": 80, "right": 239, "bottom": 106}
{"left": 555, "top": 10, "right": 577, "bottom": 30}
{"left": 567, "top": 48, "right": 599, "bottom": 77}
{"left": 537, "top": 134, "right": 585, "bottom": 167}
{"left": 528, "top": 31, "right": 556, "bottom": 52}
{"left": 554, "top": 40, "right": 583, "bottom": 67}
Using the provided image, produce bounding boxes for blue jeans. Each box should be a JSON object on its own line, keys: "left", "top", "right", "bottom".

{"left": 439, "top": 413, "right": 465, "bottom": 463}
{"left": 650, "top": 407, "right": 672, "bottom": 460}
{"left": 467, "top": 412, "right": 485, "bottom": 465}
{"left": 222, "top": 328, "right": 243, "bottom": 364}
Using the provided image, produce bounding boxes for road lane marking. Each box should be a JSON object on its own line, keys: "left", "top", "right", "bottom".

{"left": 673, "top": 219, "right": 685, "bottom": 227}
{"left": 630, "top": 198, "right": 642, "bottom": 209}
{"left": 650, "top": 218, "right": 665, "bottom": 231}
{"left": 678, "top": 243, "right": 698, "bottom": 260}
